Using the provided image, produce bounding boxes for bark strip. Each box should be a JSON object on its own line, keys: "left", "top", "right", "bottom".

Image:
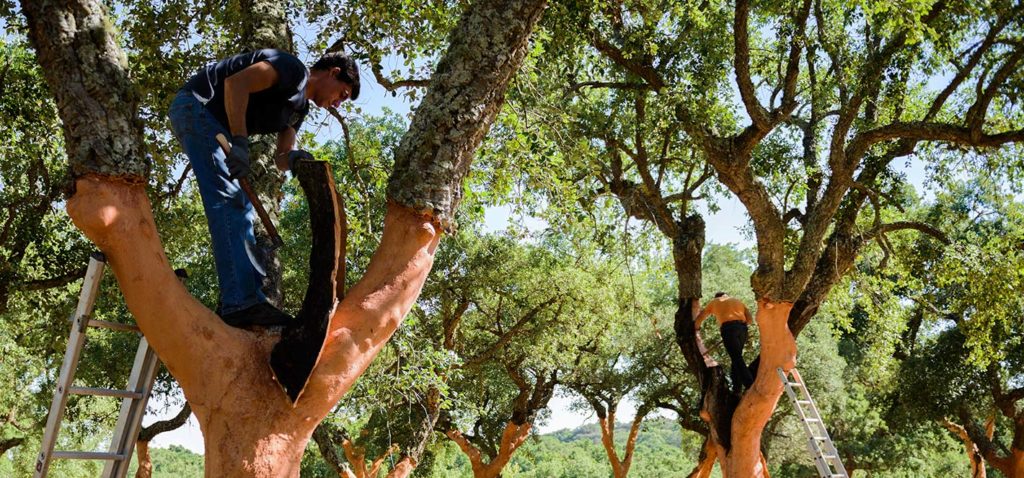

{"left": 271, "top": 159, "right": 344, "bottom": 403}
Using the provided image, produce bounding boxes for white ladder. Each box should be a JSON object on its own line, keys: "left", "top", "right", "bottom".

{"left": 777, "top": 367, "right": 849, "bottom": 478}
{"left": 34, "top": 252, "right": 171, "bottom": 478}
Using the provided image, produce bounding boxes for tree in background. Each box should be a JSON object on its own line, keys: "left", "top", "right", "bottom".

{"left": 512, "top": 1, "right": 1024, "bottom": 474}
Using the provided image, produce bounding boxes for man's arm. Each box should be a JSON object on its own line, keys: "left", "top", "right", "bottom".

{"left": 275, "top": 127, "right": 297, "bottom": 172}
{"left": 694, "top": 305, "right": 709, "bottom": 330}
{"left": 223, "top": 61, "right": 280, "bottom": 137}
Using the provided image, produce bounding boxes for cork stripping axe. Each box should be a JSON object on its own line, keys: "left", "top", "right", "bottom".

{"left": 215, "top": 133, "right": 284, "bottom": 249}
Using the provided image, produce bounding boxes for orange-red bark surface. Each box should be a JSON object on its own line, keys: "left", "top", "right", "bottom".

{"left": 67, "top": 177, "right": 440, "bottom": 477}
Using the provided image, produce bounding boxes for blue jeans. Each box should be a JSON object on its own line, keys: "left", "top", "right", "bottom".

{"left": 168, "top": 90, "right": 267, "bottom": 314}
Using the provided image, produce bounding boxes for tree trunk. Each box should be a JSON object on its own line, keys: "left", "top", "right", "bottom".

{"left": 447, "top": 422, "right": 532, "bottom": 478}
{"left": 685, "top": 437, "right": 718, "bottom": 478}
{"left": 21, "top": 0, "right": 547, "bottom": 475}
{"left": 597, "top": 408, "right": 648, "bottom": 478}
{"left": 234, "top": 0, "right": 295, "bottom": 305}
{"left": 134, "top": 400, "right": 192, "bottom": 478}
{"left": 942, "top": 419, "right": 987, "bottom": 478}
{"left": 385, "top": 457, "right": 417, "bottom": 478}
{"left": 719, "top": 300, "right": 795, "bottom": 478}
{"left": 341, "top": 438, "right": 398, "bottom": 478}
{"left": 135, "top": 440, "right": 153, "bottom": 478}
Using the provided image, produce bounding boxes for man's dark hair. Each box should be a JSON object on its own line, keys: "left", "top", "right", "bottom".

{"left": 714, "top": 291, "right": 727, "bottom": 298}
{"left": 311, "top": 52, "right": 360, "bottom": 100}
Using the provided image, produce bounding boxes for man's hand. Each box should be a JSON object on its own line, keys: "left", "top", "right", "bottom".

{"left": 226, "top": 135, "right": 251, "bottom": 179}
{"left": 287, "top": 149, "right": 314, "bottom": 171}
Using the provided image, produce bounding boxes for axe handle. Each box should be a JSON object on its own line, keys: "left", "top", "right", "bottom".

{"left": 215, "top": 133, "right": 284, "bottom": 249}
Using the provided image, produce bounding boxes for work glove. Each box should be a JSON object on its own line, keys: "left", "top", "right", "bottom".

{"left": 226, "top": 135, "right": 251, "bottom": 180}
{"left": 287, "top": 149, "right": 315, "bottom": 172}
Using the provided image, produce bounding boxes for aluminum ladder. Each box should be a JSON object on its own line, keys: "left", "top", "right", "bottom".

{"left": 777, "top": 367, "right": 850, "bottom": 478}
{"left": 34, "top": 252, "right": 177, "bottom": 478}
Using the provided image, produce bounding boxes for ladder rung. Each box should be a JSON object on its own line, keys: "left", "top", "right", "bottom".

{"left": 68, "top": 386, "right": 143, "bottom": 399}
{"left": 812, "top": 435, "right": 829, "bottom": 440}
{"left": 87, "top": 319, "right": 140, "bottom": 333}
{"left": 796, "top": 400, "right": 812, "bottom": 405}
{"left": 787, "top": 381, "right": 803, "bottom": 387}
{"left": 52, "top": 451, "right": 127, "bottom": 461}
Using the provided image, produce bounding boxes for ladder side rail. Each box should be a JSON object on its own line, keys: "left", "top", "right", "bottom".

{"left": 103, "top": 338, "right": 161, "bottom": 478}
{"left": 34, "top": 256, "right": 107, "bottom": 478}
{"left": 779, "top": 368, "right": 848, "bottom": 478}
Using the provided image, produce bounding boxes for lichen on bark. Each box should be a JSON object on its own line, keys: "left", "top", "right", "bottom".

{"left": 387, "top": 0, "right": 548, "bottom": 230}
{"left": 20, "top": 0, "right": 149, "bottom": 181}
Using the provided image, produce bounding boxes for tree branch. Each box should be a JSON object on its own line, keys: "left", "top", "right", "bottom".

{"left": 862, "top": 221, "right": 951, "bottom": 245}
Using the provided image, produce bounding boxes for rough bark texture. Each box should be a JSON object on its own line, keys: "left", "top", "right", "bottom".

{"left": 24, "top": 0, "right": 549, "bottom": 474}
{"left": 447, "top": 423, "right": 532, "bottom": 478}
{"left": 387, "top": 0, "right": 548, "bottom": 230}
{"left": 20, "top": 0, "right": 148, "bottom": 180}
{"left": 311, "top": 422, "right": 350, "bottom": 478}
{"left": 235, "top": 0, "right": 295, "bottom": 306}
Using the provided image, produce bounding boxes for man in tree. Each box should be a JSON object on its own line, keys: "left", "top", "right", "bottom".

{"left": 168, "top": 49, "right": 360, "bottom": 327}
{"left": 695, "top": 292, "right": 755, "bottom": 391}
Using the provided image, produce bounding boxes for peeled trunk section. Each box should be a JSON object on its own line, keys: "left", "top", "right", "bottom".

{"left": 447, "top": 422, "right": 532, "bottom": 478}
{"left": 722, "top": 300, "right": 796, "bottom": 477}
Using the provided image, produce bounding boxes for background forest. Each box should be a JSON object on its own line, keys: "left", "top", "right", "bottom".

{"left": 2, "top": 0, "right": 1023, "bottom": 477}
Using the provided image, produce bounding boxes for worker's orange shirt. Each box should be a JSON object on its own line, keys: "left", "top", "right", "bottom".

{"left": 695, "top": 296, "right": 752, "bottom": 328}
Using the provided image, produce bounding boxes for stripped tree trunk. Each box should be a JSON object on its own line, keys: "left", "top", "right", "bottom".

{"left": 340, "top": 438, "right": 398, "bottom": 478}
{"left": 942, "top": 418, "right": 988, "bottom": 478}
{"left": 19, "top": 0, "right": 547, "bottom": 475}
{"left": 447, "top": 423, "right": 533, "bottom": 478}
{"left": 685, "top": 437, "right": 718, "bottom": 478}
{"left": 720, "top": 301, "right": 795, "bottom": 476}
{"left": 597, "top": 406, "right": 650, "bottom": 478}
{"left": 134, "top": 401, "right": 192, "bottom": 478}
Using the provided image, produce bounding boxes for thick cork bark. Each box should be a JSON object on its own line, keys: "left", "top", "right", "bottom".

{"left": 720, "top": 300, "right": 796, "bottom": 478}
{"left": 27, "top": 0, "right": 545, "bottom": 474}
{"left": 234, "top": 0, "right": 295, "bottom": 304}
{"left": 19, "top": 0, "right": 148, "bottom": 180}
{"left": 447, "top": 423, "right": 532, "bottom": 478}
{"left": 387, "top": 0, "right": 548, "bottom": 230}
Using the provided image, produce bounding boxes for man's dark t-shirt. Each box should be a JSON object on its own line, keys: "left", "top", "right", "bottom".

{"left": 184, "top": 49, "right": 309, "bottom": 135}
